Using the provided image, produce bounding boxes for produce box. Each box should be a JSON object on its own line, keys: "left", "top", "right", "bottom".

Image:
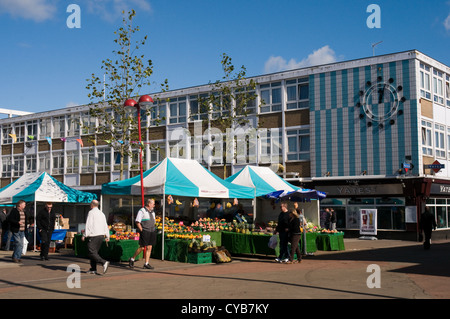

{"left": 187, "top": 252, "right": 212, "bottom": 264}
{"left": 66, "top": 231, "right": 77, "bottom": 238}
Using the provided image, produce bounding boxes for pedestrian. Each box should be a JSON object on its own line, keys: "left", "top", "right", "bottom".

{"left": 286, "top": 209, "right": 302, "bottom": 264}
{"left": 0, "top": 207, "right": 7, "bottom": 250}
{"left": 420, "top": 207, "right": 437, "bottom": 250}
{"left": 129, "top": 198, "right": 157, "bottom": 270}
{"left": 330, "top": 208, "right": 337, "bottom": 231}
{"left": 7, "top": 200, "right": 28, "bottom": 262}
{"left": 36, "top": 202, "right": 57, "bottom": 261}
{"left": 82, "top": 200, "right": 110, "bottom": 275}
{"left": 274, "top": 202, "right": 290, "bottom": 263}
{"left": 294, "top": 202, "right": 308, "bottom": 255}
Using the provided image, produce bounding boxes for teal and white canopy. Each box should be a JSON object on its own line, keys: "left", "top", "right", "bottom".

{"left": 102, "top": 157, "right": 254, "bottom": 199}
{"left": 226, "top": 165, "right": 300, "bottom": 197}
{"left": 0, "top": 172, "right": 96, "bottom": 204}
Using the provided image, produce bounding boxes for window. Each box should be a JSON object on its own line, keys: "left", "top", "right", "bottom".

{"left": 433, "top": 70, "right": 444, "bottom": 105}
{"left": 150, "top": 142, "right": 166, "bottom": 166}
{"left": 113, "top": 151, "right": 128, "bottom": 172}
{"left": 190, "top": 136, "right": 207, "bottom": 164}
{"left": 260, "top": 82, "right": 282, "bottom": 113}
{"left": 13, "top": 156, "right": 24, "bottom": 177}
{"left": 1, "top": 156, "right": 12, "bottom": 178}
{"left": 67, "top": 114, "right": 80, "bottom": 137}
{"left": 26, "top": 154, "right": 37, "bottom": 173}
{"left": 66, "top": 150, "right": 79, "bottom": 174}
{"left": 286, "top": 128, "right": 310, "bottom": 161}
{"left": 234, "top": 131, "right": 257, "bottom": 165}
{"left": 130, "top": 149, "right": 146, "bottom": 171}
{"left": 81, "top": 111, "right": 96, "bottom": 135}
{"left": 169, "top": 140, "right": 187, "bottom": 158}
{"left": 26, "top": 120, "right": 38, "bottom": 141}
{"left": 39, "top": 153, "right": 50, "bottom": 173}
{"left": 259, "top": 128, "right": 282, "bottom": 164}
{"left": 421, "top": 120, "right": 433, "bottom": 156}
{"left": 446, "top": 79, "right": 450, "bottom": 107}
{"left": 81, "top": 149, "right": 95, "bottom": 173}
{"left": 286, "top": 78, "right": 309, "bottom": 110}
{"left": 435, "top": 124, "right": 445, "bottom": 158}
{"left": 52, "top": 152, "right": 64, "bottom": 175}
{"left": 169, "top": 97, "right": 187, "bottom": 124}
{"left": 2, "top": 124, "right": 12, "bottom": 144}
{"left": 235, "top": 88, "right": 257, "bottom": 116}
{"left": 53, "top": 116, "right": 65, "bottom": 138}
{"left": 420, "top": 63, "right": 431, "bottom": 100}
{"left": 39, "top": 118, "right": 52, "bottom": 139}
{"left": 149, "top": 101, "right": 167, "bottom": 126}
{"left": 211, "top": 93, "right": 231, "bottom": 120}
{"left": 14, "top": 122, "right": 25, "bottom": 143}
{"left": 190, "top": 94, "right": 208, "bottom": 121}
{"left": 96, "top": 147, "right": 111, "bottom": 172}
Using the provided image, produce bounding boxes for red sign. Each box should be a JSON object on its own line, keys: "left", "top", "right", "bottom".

{"left": 432, "top": 160, "right": 442, "bottom": 174}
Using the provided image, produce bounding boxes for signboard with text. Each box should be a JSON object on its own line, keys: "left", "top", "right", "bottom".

{"left": 360, "top": 209, "right": 377, "bottom": 236}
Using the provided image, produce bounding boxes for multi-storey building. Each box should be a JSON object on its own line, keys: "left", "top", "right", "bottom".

{"left": 1, "top": 50, "right": 449, "bottom": 240}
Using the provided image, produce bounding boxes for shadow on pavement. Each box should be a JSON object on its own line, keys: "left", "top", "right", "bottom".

{"left": 312, "top": 242, "right": 450, "bottom": 278}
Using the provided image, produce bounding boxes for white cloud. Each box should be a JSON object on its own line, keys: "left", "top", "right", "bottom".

{"left": 84, "top": 0, "right": 152, "bottom": 22}
{"left": 264, "top": 45, "right": 338, "bottom": 73}
{"left": 0, "top": 0, "right": 56, "bottom": 22}
{"left": 444, "top": 13, "right": 450, "bottom": 31}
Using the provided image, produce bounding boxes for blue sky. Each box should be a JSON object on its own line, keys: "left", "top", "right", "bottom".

{"left": 0, "top": 0, "right": 449, "bottom": 114}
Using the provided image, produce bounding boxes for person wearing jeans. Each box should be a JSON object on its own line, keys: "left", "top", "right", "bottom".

{"left": 7, "top": 200, "right": 27, "bottom": 262}
{"left": 275, "top": 202, "right": 290, "bottom": 263}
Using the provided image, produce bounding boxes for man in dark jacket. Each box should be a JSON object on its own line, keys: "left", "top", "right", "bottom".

{"left": 36, "top": 202, "right": 57, "bottom": 260}
{"left": 275, "top": 202, "right": 290, "bottom": 263}
{"left": 420, "top": 207, "right": 437, "bottom": 250}
{"left": 7, "top": 200, "right": 27, "bottom": 262}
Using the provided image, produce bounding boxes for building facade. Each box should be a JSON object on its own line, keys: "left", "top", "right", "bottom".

{"left": 1, "top": 50, "right": 449, "bottom": 240}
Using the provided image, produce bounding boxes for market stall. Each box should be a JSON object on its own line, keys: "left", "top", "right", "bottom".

{"left": 0, "top": 172, "right": 96, "bottom": 250}
{"left": 101, "top": 157, "right": 255, "bottom": 260}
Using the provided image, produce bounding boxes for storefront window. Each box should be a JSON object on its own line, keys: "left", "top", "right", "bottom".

{"left": 436, "top": 206, "right": 447, "bottom": 228}
{"left": 426, "top": 198, "right": 450, "bottom": 229}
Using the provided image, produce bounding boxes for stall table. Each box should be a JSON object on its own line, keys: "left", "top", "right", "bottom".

{"left": 73, "top": 234, "right": 142, "bottom": 262}
{"left": 315, "top": 232, "right": 345, "bottom": 251}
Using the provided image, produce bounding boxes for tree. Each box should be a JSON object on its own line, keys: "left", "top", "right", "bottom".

{"left": 192, "top": 53, "right": 259, "bottom": 178}
{"left": 84, "top": 9, "right": 168, "bottom": 180}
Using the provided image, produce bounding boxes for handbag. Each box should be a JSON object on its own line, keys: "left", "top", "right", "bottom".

{"left": 22, "top": 237, "right": 28, "bottom": 255}
{"left": 268, "top": 235, "right": 278, "bottom": 249}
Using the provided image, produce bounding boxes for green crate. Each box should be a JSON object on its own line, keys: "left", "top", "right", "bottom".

{"left": 187, "top": 252, "right": 212, "bottom": 264}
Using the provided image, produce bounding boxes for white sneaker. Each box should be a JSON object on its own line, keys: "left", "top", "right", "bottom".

{"left": 87, "top": 270, "right": 98, "bottom": 275}
{"left": 282, "top": 258, "right": 289, "bottom": 263}
{"left": 103, "top": 261, "right": 110, "bottom": 274}
{"left": 275, "top": 258, "right": 281, "bottom": 263}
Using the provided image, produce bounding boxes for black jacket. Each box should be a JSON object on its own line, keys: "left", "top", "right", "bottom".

{"left": 36, "top": 208, "right": 57, "bottom": 232}
{"left": 288, "top": 214, "right": 301, "bottom": 235}
{"left": 7, "top": 208, "right": 28, "bottom": 233}
{"left": 276, "top": 211, "right": 290, "bottom": 233}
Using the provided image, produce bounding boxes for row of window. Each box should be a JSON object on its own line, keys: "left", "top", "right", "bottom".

{"left": 419, "top": 63, "right": 450, "bottom": 107}
{"left": 0, "top": 127, "right": 310, "bottom": 178}
{"left": 421, "top": 120, "right": 450, "bottom": 159}
{"left": 0, "top": 79, "right": 310, "bottom": 144}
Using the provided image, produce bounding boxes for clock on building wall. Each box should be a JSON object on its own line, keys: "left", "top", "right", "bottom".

{"left": 357, "top": 76, "right": 406, "bottom": 127}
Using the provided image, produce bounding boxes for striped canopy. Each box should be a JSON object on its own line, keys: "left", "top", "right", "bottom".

{"left": 0, "top": 172, "right": 97, "bottom": 204}
{"left": 225, "top": 165, "right": 300, "bottom": 197}
{"left": 102, "top": 157, "right": 255, "bottom": 199}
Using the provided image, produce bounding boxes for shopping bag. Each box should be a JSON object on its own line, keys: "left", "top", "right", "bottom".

{"left": 22, "top": 237, "right": 28, "bottom": 255}
{"left": 268, "top": 235, "right": 278, "bottom": 249}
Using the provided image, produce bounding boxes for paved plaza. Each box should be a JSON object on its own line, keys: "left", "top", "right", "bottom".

{"left": 0, "top": 238, "right": 448, "bottom": 302}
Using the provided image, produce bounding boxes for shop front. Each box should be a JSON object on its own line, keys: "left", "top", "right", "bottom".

{"left": 309, "top": 177, "right": 450, "bottom": 241}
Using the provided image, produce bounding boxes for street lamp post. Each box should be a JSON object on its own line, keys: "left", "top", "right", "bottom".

{"left": 124, "top": 95, "right": 153, "bottom": 208}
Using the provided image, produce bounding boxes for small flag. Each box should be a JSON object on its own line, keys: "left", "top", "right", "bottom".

{"left": 28, "top": 135, "right": 35, "bottom": 140}
{"left": 45, "top": 137, "right": 52, "bottom": 146}
{"left": 60, "top": 138, "right": 67, "bottom": 142}
{"left": 76, "top": 139, "right": 84, "bottom": 147}
{"left": 9, "top": 134, "right": 17, "bottom": 143}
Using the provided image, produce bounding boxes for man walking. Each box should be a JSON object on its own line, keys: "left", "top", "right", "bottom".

{"left": 7, "top": 200, "right": 27, "bottom": 262}
{"left": 274, "top": 202, "right": 290, "bottom": 263}
{"left": 82, "top": 200, "right": 110, "bottom": 275}
{"left": 420, "top": 207, "right": 437, "bottom": 250}
{"left": 129, "top": 198, "right": 157, "bottom": 270}
{"left": 36, "top": 202, "right": 57, "bottom": 260}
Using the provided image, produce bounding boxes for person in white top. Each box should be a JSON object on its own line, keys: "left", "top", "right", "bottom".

{"left": 129, "top": 198, "right": 156, "bottom": 270}
{"left": 82, "top": 200, "right": 110, "bottom": 275}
